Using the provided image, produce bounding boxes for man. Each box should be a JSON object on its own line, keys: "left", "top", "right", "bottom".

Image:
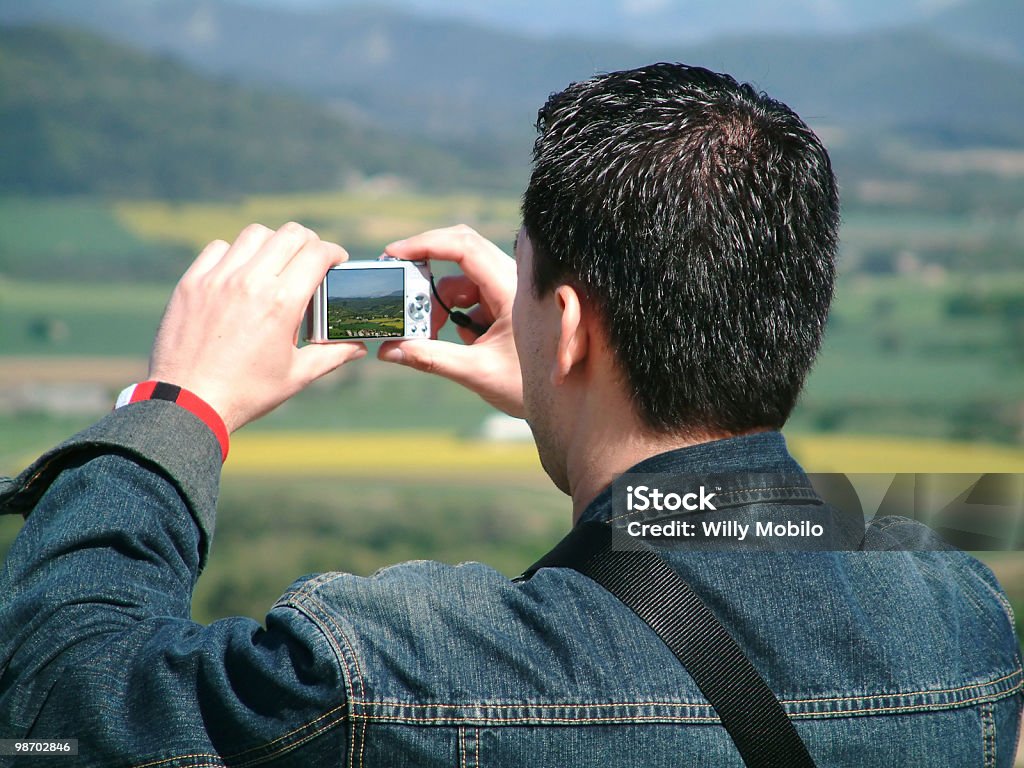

{"left": 1, "top": 64, "right": 1020, "bottom": 766}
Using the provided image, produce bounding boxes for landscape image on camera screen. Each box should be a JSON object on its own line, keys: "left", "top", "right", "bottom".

{"left": 326, "top": 267, "right": 405, "bottom": 339}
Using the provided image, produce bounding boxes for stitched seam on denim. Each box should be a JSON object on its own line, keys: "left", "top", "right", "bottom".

{"left": 782, "top": 668, "right": 1023, "bottom": 705}
{"left": 198, "top": 601, "right": 347, "bottom": 766}
{"left": 286, "top": 593, "right": 366, "bottom": 768}
{"left": 349, "top": 668, "right": 1022, "bottom": 711}
{"left": 981, "top": 702, "right": 996, "bottom": 768}
{"left": 458, "top": 726, "right": 480, "bottom": 768}
{"left": 351, "top": 685, "right": 1019, "bottom": 725}
{"left": 344, "top": 672, "right": 1024, "bottom": 726}
{"left": 793, "top": 687, "right": 1024, "bottom": 718}
{"left": 348, "top": 704, "right": 708, "bottom": 708}
{"left": 273, "top": 597, "right": 358, "bottom": 707}
{"left": 222, "top": 704, "right": 348, "bottom": 765}
{"left": 302, "top": 572, "right": 350, "bottom": 593}
{"left": 352, "top": 714, "right": 722, "bottom": 724}
{"left": 230, "top": 715, "right": 348, "bottom": 768}
{"left": 972, "top": 566, "right": 1018, "bottom": 637}
{"left": 353, "top": 700, "right": 709, "bottom": 712}
{"left": 291, "top": 571, "right": 350, "bottom": 595}
{"left": 302, "top": 593, "right": 370, "bottom": 768}
{"left": 996, "top": 591, "right": 1017, "bottom": 629}
{"left": 291, "top": 594, "right": 366, "bottom": 768}
{"left": 272, "top": 574, "right": 345, "bottom": 612}
{"left": 684, "top": 487, "right": 817, "bottom": 502}
{"left": 216, "top": 658, "right": 347, "bottom": 759}
{"left": 130, "top": 754, "right": 224, "bottom": 768}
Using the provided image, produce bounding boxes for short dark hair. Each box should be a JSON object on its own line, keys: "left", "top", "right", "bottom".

{"left": 522, "top": 62, "right": 839, "bottom": 435}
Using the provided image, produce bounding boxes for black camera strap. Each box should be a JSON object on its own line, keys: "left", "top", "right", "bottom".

{"left": 521, "top": 522, "right": 817, "bottom": 768}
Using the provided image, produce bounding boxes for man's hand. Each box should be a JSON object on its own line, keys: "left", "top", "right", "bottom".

{"left": 378, "top": 225, "right": 524, "bottom": 418}
{"left": 149, "top": 222, "right": 367, "bottom": 433}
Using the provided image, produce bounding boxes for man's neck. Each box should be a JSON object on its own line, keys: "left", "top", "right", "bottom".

{"left": 565, "top": 418, "right": 748, "bottom": 524}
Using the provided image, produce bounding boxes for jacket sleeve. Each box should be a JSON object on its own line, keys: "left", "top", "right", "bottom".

{"left": 0, "top": 401, "right": 350, "bottom": 767}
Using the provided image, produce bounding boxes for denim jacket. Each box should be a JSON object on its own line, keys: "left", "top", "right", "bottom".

{"left": 1, "top": 401, "right": 1021, "bottom": 766}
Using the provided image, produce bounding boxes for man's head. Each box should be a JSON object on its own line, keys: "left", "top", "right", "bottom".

{"left": 514, "top": 63, "right": 838, "bottom": 490}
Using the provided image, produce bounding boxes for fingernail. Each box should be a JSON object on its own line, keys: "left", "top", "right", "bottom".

{"left": 379, "top": 347, "right": 404, "bottom": 363}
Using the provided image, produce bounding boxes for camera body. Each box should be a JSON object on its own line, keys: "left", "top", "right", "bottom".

{"left": 305, "top": 259, "right": 431, "bottom": 342}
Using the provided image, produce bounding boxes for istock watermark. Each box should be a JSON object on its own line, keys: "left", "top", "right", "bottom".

{"left": 624, "top": 519, "right": 825, "bottom": 542}
{"left": 625, "top": 485, "right": 718, "bottom": 512}
{"left": 609, "top": 472, "right": 1024, "bottom": 552}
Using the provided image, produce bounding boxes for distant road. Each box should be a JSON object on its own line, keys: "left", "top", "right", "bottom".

{"left": 0, "top": 356, "right": 148, "bottom": 387}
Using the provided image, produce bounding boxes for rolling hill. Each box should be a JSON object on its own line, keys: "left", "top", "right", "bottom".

{"left": 925, "top": 0, "right": 1024, "bottom": 63}
{"left": 0, "top": 24, "right": 496, "bottom": 198}
{"left": 0, "top": 0, "right": 986, "bottom": 47}
{"left": 3, "top": 0, "right": 1024, "bottom": 152}
{"left": 3, "top": 0, "right": 1024, "bottom": 204}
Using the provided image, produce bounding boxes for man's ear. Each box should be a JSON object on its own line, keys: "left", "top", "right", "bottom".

{"left": 551, "top": 284, "right": 588, "bottom": 386}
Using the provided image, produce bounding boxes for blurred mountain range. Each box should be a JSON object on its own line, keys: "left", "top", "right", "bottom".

{"left": 922, "top": 0, "right": 1024, "bottom": 62}
{"left": 1, "top": 0, "right": 1022, "bottom": 196}
{"left": 0, "top": 24, "right": 503, "bottom": 197}
{"left": 6, "top": 0, "right": 1003, "bottom": 45}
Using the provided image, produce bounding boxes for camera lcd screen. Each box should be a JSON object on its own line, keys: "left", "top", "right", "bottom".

{"left": 326, "top": 267, "right": 405, "bottom": 339}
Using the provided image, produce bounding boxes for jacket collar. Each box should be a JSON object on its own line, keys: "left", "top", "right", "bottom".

{"left": 576, "top": 430, "right": 806, "bottom": 526}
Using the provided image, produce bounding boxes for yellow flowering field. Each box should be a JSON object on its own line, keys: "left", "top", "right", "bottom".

{"left": 224, "top": 431, "right": 1024, "bottom": 478}
{"left": 114, "top": 191, "right": 520, "bottom": 253}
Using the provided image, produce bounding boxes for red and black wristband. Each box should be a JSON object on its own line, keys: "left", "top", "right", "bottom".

{"left": 115, "top": 381, "right": 230, "bottom": 462}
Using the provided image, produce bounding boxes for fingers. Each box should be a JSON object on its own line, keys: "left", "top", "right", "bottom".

{"left": 209, "top": 223, "right": 277, "bottom": 275}
{"left": 182, "top": 238, "right": 231, "bottom": 283}
{"left": 186, "top": 223, "right": 346, "bottom": 327}
{"left": 253, "top": 221, "right": 321, "bottom": 276}
{"left": 385, "top": 225, "right": 516, "bottom": 315}
{"left": 278, "top": 237, "right": 349, "bottom": 311}
{"left": 377, "top": 336, "right": 523, "bottom": 417}
{"left": 377, "top": 339, "right": 480, "bottom": 384}
{"left": 206, "top": 221, "right": 322, "bottom": 283}
{"left": 294, "top": 342, "right": 368, "bottom": 385}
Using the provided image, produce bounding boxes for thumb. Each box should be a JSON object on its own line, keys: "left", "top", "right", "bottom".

{"left": 378, "top": 339, "right": 481, "bottom": 385}
{"left": 294, "top": 342, "right": 368, "bottom": 385}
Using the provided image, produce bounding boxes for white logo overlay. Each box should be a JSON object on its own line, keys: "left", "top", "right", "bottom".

{"left": 612, "top": 473, "right": 831, "bottom": 548}
{"left": 611, "top": 472, "right": 1024, "bottom": 551}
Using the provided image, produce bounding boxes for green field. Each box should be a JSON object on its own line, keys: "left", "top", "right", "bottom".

{"left": 0, "top": 278, "right": 169, "bottom": 355}
{"left": 327, "top": 296, "right": 405, "bottom": 339}
{"left": 0, "top": 469, "right": 568, "bottom": 624}
{"left": 193, "top": 475, "right": 568, "bottom": 623}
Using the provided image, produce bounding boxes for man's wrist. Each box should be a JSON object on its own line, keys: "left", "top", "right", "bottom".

{"left": 115, "top": 381, "right": 230, "bottom": 462}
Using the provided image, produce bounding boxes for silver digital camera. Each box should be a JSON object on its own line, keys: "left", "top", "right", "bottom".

{"left": 305, "top": 259, "right": 432, "bottom": 342}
